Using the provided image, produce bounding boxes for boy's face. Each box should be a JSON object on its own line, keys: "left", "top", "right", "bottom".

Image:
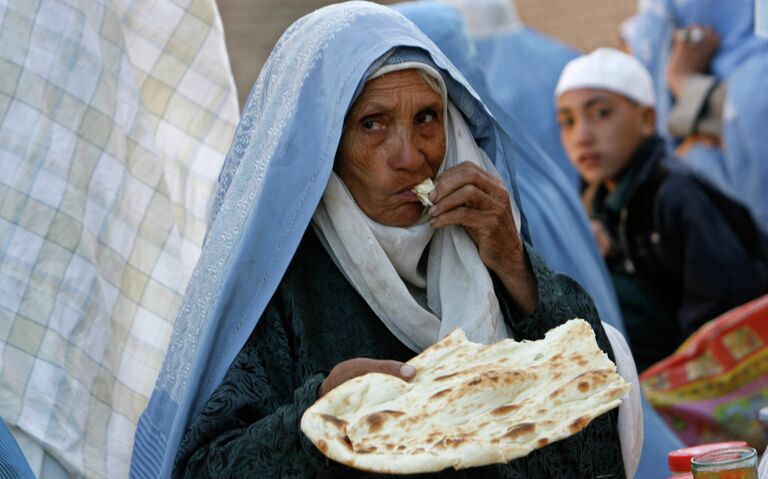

{"left": 556, "top": 88, "right": 656, "bottom": 186}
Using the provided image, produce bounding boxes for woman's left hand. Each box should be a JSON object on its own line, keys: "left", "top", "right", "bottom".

{"left": 428, "top": 162, "right": 538, "bottom": 313}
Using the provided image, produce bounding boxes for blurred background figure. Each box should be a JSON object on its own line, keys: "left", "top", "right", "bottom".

{"left": 556, "top": 47, "right": 768, "bottom": 373}
{"left": 556, "top": 46, "right": 768, "bottom": 474}
{"left": 447, "top": 0, "right": 581, "bottom": 189}
{"left": 621, "top": 0, "right": 768, "bottom": 233}
{"left": 0, "top": 0, "right": 238, "bottom": 477}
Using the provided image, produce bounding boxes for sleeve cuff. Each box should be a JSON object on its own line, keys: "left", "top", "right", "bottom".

{"left": 497, "top": 242, "right": 558, "bottom": 341}
{"left": 668, "top": 74, "right": 720, "bottom": 137}
{"left": 297, "top": 373, "right": 332, "bottom": 468}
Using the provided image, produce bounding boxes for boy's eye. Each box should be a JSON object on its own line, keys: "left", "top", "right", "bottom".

{"left": 596, "top": 108, "right": 612, "bottom": 119}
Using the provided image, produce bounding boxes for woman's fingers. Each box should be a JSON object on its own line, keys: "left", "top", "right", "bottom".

{"left": 430, "top": 162, "right": 505, "bottom": 204}
{"left": 428, "top": 184, "right": 499, "bottom": 218}
{"left": 319, "top": 358, "right": 416, "bottom": 398}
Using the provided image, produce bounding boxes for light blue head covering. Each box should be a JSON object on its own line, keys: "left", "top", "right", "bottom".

{"left": 393, "top": 3, "right": 687, "bottom": 478}
{"left": 623, "top": 0, "right": 768, "bottom": 231}
{"left": 394, "top": 1, "right": 624, "bottom": 336}
{"left": 457, "top": 0, "right": 580, "bottom": 188}
{"left": 130, "top": 3, "right": 532, "bottom": 476}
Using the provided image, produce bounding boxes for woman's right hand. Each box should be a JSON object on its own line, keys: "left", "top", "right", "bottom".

{"left": 318, "top": 358, "right": 417, "bottom": 398}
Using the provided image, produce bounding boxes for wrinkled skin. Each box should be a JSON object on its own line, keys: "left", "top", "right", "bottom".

{"left": 336, "top": 69, "right": 445, "bottom": 227}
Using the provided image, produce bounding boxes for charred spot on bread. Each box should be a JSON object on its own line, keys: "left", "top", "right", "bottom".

{"left": 491, "top": 404, "right": 521, "bottom": 416}
{"left": 430, "top": 388, "right": 452, "bottom": 399}
{"left": 569, "top": 415, "right": 592, "bottom": 433}
{"left": 320, "top": 414, "right": 348, "bottom": 430}
{"left": 317, "top": 439, "right": 328, "bottom": 454}
{"left": 339, "top": 436, "right": 354, "bottom": 451}
{"left": 363, "top": 410, "right": 405, "bottom": 433}
{"left": 503, "top": 423, "right": 536, "bottom": 440}
{"left": 435, "top": 372, "right": 460, "bottom": 381}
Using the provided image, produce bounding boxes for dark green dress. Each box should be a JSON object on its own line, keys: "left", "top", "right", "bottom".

{"left": 174, "top": 228, "right": 626, "bottom": 478}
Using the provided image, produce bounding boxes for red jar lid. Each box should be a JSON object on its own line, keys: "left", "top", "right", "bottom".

{"left": 668, "top": 442, "right": 749, "bottom": 472}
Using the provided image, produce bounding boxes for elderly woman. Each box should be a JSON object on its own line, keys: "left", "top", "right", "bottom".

{"left": 130, "top": 3, "right": 625, "bottom": 478}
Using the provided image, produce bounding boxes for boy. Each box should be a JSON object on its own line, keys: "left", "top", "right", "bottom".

{"left": 555, "top": 48, "right": 768, "bottom": 371}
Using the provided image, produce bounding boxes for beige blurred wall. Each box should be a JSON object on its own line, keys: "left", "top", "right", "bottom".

{"left": 217, "top": 0, "right": 636, "bottom": 106}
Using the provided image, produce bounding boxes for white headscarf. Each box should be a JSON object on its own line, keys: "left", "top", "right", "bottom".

{"left": 313, "top": 63, "right": 520, "bottom": 352}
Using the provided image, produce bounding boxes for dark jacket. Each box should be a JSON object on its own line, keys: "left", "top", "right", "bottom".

{"left": 174, "top": 228, "right": 625, "bottom": 478}
{"left": 590, "top": 135, "right": 768, "bottom": 371}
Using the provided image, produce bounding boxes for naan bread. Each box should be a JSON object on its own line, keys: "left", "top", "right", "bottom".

{"left": 412, "top": 178, "right": 435, "bottom": 207}
{"left": 300, "top": 319, "right": 630, "bottom": 474}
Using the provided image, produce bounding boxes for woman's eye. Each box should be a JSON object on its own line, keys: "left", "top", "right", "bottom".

{"left": 557, "top": 117, "right": 574, "bottom": 128}
{"left": 362, "top": 118, "right": 384, "bottom": 131}
{"left": 416, "top": 109, "right": 437, "bottom": 124}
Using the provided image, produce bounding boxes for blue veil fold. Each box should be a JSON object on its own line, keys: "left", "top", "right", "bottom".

{"left": 130, "top": 3, "right": 532, "bottom": 476}
{"left": 623, "top": 0, "right": 768, "bottom": 231}
{"left": 470, "top": 10, "right": 580, "bottom": 189}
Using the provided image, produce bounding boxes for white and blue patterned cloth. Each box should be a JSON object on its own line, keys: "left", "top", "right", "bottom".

{"left": 623, "top": 0, "right": 768, "bottom": 233}
{"left": 0, "top": 0, "right": 238, "bottom": 476}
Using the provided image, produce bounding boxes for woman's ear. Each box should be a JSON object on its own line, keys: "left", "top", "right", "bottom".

{"left": 639, "top": 106, "right": 657, "bottom": 136}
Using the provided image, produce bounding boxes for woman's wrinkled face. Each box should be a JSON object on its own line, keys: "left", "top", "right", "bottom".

{"left": 336, "top": 69, "right": 445, "bottom": 226}
{"left": 557, "top": 88, "right": 655, "bottom": 187}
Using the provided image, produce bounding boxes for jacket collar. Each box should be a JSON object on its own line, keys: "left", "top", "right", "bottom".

{"left": 593, "top": 134, "right": 666, "bottom": 217}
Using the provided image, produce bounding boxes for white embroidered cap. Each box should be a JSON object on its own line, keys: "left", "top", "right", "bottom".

{"left": 555, "top": 47, "right": 656, "bottom": 106}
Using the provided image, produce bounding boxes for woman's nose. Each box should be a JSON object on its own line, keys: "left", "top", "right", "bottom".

{"left": 388, "top": 127, "right": 425, "bottom": 171}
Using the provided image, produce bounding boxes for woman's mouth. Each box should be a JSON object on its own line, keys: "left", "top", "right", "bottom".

{"left": 395, "top": 189, "right": 420, "bottom": 203}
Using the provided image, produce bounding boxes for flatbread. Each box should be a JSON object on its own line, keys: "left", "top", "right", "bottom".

{"left": 412, "top": 178, "right": 435, "bottom": 207}
{"left": 300, "top": 319, "right": 630, "bottom": 474}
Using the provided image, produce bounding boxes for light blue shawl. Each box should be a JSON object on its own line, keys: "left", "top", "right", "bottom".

{"left": 130, "top": 3, "right": 532, "bottom": 476}
{"left": 392, "top": 3, "right": 686, "bottom": 478}
{"left": 623, "top": 0, "right": 768, "bottom": 232}
{"left": 471, "top": 13, "right": 580, "bottom": 189}
{"left": 393, "top": 1, "right": 625, "bottom": 336}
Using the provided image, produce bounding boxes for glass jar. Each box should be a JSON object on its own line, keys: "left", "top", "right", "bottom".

{"left": 668, "top": 442, "right": 748, "bottom": 475}
{"left": 691, "top": 447, "right": 757, "bottom": 479}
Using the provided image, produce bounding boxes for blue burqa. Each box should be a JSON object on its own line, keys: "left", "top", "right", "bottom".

{"left": 469, "top": 9, "right": 580, "bottom": 189}
{"left": 130, "top": 3, "right": 542, "bottom": 476}
{"left": 391, "top": 3, "right": 685, "bottom": 478}
{"left": 623, "top": 0, "right": 768, "bottom": 232}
